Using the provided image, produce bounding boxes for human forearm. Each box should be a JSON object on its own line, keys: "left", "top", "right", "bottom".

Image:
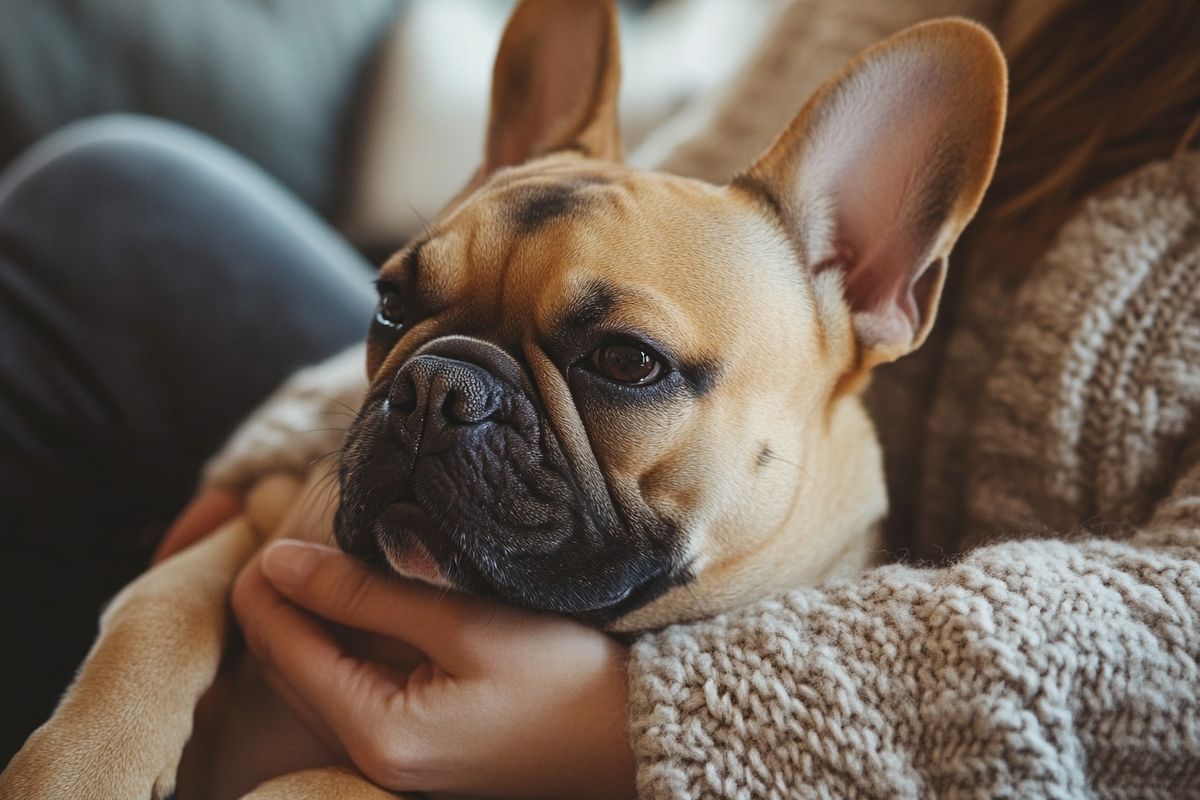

{"left": 629, "top": 516, "right": 1200, "bottom": 798}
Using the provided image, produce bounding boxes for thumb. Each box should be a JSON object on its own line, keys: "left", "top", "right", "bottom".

{"left": 260, "top": 540, "right": 495, "bottom": 673}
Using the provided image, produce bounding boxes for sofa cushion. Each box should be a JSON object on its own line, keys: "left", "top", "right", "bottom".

{"left": 0, "top": 0, "right": 406, "bottom": 214}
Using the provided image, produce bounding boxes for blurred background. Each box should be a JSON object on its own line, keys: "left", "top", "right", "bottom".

{"left": 0, "top": 0, "right": 785, "bottom": 260}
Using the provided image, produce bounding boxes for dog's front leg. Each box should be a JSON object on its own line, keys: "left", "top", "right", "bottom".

{"left": 0, "top": 475, "right": 301, "bottom": 800}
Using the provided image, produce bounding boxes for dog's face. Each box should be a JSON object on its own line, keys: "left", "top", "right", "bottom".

{"left": 336, "top": 0, "right": 1006, "bottom": 630}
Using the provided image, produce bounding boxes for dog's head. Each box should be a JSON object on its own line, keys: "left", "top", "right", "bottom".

{"left": 336, "top": 0, "right": 1005, "bottom": 630}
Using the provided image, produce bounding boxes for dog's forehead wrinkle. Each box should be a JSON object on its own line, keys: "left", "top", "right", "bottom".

{"left": 503, "top": 173, "right": 612, "bottom": 235}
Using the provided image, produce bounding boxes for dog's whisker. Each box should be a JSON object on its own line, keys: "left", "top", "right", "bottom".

{"left": 405, "top": 197, "right": 435, "bottom": 243}
{"left": 315, "top": 394, "right": 362, "bottom": 418}
{"left": 305, "top": 449, "right": 342, "bottom": 472}
{"left": 683, "top": 582, "right": 710, "bottom": 619}
{"left": 762, "top": 453, "right": 814, "bottom": 484}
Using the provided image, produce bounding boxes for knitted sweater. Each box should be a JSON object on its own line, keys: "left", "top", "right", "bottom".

{"left": 628, "top": 156, "right": 1200, "bottom": 798}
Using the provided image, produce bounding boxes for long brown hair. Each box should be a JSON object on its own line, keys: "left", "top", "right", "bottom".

{"left": 971, "top": 1, "right": 1200, "bottom": 280}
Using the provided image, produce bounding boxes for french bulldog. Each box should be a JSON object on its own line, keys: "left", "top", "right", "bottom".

{"left": 0, "top": 1, "right": 1005, "bottom": 797}
{"left": 333, "top": 0, "right": 1006, "bottom": 633}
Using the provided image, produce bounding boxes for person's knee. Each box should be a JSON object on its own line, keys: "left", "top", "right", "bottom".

{"left": 0, "top": 114, "right": 254, "bottom": 214}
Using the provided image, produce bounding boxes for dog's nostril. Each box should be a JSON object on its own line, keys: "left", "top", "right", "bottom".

{"left": 391, "top": 372, "right": 419, "bottom": 414}
{"left": 443, "top": 384, "right": 498, "bottom": 424}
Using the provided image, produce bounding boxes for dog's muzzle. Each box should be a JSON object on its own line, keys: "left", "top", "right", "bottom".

{"left": 335, "top": 335, "right": 686, "bottom": 623}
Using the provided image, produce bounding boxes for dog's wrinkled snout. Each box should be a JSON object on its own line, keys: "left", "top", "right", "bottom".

{"left": 389, "top": 355, "right": 500, "bottom": 428}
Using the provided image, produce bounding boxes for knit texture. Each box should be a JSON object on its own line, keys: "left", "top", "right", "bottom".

{"left": 627, "top": 154, "right": 1200, "bottom": 799}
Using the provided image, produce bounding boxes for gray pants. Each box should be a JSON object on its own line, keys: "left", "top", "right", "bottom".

{"left": 0, "top": 115, "right": 376, "bottom": 763}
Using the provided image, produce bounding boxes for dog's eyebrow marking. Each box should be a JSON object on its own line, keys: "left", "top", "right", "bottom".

{"left": 509, "top": 176, "right": 608, "bottom": 234}
{"left": 401, "top": 238, "right": 427, "bottom": 281}
{"left": 558, "top": 279, "right": 619, "bottom": 335}
{"left": 381, "top": 237, "right": 429, "bottom": 285}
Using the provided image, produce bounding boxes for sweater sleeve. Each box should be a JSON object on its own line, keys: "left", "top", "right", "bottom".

{"left": 628, "top": 453, "right": 1200, "bottom": 798}
{"left": 201, "top": 343, "right": 368, "bottom": 489}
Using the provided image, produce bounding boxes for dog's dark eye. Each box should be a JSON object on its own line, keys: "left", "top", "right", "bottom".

{"left": 375, "top": 283, "right": 405, "bottom": 330}
{"left": 590, "top": 341, "right": 663, "bottom": 385}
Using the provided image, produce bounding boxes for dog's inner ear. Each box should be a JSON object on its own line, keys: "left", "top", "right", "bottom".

{"left": 743, "top": 20, "right": 1006, "bottom": 368}
{"left": 483, "top": 0, "right": 622, "bottom": 176}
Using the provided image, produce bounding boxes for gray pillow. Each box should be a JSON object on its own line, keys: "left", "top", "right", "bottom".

{"left": 0, "top": 0, "right": 405, "bottom": 214}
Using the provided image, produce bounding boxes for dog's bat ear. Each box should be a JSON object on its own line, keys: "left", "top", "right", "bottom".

{"left": 482, "top": 0, "right": 622, "bottom": 176}
{"left": 740, "top": 19, "right": 1006, "bottom": 368}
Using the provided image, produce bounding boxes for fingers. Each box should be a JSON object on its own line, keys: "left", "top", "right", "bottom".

{"left": 231, "top": 560, "right": 418, "bottom": 773}
{"left": 259, "top": 540, "right": 501, "bottom": 672}
{"left": 153, "top": 488, "right": 242, "bottom": 564}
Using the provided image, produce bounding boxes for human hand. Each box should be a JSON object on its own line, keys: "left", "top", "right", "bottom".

{"left": 231, "top": 540, "right": 637, "bottom": 799}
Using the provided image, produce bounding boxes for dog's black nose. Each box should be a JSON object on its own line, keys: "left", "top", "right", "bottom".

{"left": 389, "top": 355, "right": 500, "bottom": 427}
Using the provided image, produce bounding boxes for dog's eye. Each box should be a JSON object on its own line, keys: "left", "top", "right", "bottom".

{"left": 590, "top": 341, "right": 663, "bottom": 385}
{"left": 375, "top": 282, "right": 405, "bottom": 330}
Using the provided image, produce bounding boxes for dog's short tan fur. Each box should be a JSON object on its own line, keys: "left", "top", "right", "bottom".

{"left": 0, "top": 2, "right": 1005, "bottom": 797}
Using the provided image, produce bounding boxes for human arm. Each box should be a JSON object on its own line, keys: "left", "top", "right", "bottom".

{"left": 620, "top": 151, "right": 1200, "bottom": 797}
{"left": 629, "top": 462, "right": 1200, "bottom": 798}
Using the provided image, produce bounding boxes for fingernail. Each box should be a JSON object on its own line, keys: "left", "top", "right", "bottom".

{"left": 262, "top": 541, "right": 330, "bottom": 588}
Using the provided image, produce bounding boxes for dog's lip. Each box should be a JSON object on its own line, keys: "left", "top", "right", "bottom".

{"left": 375, "top": 502, "right": 450, "bottom": 587}
{"left": 383, "top": 537, "right": 444, "bottom": 585}
{"left": 368, "top": 501, "right": 683, "bottom": 620}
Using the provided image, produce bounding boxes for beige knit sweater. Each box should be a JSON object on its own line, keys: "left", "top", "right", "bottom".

{"left": 201, "top": 4, "right": 1200, "bottom": 797}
